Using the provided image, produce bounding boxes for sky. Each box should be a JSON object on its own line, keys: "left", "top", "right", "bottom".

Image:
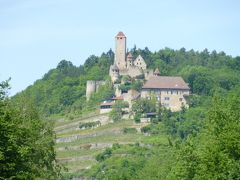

{"left": 0, "top": 0, "right": 240, "bottom": 95}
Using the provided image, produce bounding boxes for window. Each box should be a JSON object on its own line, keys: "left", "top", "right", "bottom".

{"left": 179, "top": 98, "right": 183, "bottom": 102}
{"left": 164, "top": 97, "right": 170, "bottom": 100}
{"left": 171, "top": 91, "right": 173, "bottom": 94}
{"left": 156, "top": 96, "right": 160, "bottom": 101}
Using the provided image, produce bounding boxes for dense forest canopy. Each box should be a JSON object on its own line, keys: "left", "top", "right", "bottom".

{"left": 14, "top": 47, "right": 240, "bottom": 118}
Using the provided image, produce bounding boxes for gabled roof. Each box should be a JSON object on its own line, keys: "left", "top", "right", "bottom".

{"left": 127, "top": 52, "right": 133, "bottom": 58}
{"left": 111, "top": 96, "right": 123, "bottom": 100}
{"left": 100, "top": 102, "right": 114, "bottom": 106}
{"left": 134, "top": 55, "right": 146, "bottom": 63}
{"left": 112, "top": 64, "right": 119, "bottom": 71}
{"left": 142, "top": 76, "right": 190, "bottom": 90}
{"left": 116, "top": 31, "right": 126, "bottom": 37}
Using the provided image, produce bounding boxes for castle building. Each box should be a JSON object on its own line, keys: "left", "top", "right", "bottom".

{"left": 109, "top": 32, "right": 147, "bottom": 81}
{"left": 87, "top": 32, "right": 190, "bottom": 112}
{"left": 141, "top": 71, "right": 190, "bottom": 112}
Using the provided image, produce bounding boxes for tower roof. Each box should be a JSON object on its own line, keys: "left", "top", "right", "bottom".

{"left": 127, "top": 52, "right": 133, "bottom": 60}
{"left": 112, "top": 64, "right": 119, "bottom": 71}
{"left": 116, "top": 31, "right": 126, "bottom": 37}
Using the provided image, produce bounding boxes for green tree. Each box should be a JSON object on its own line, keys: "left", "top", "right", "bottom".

{"left": 0, "top": 81, "right": 61, "bottom": 179}
{"left": 109, "top": 101, "right": 129, "bottom": 122}
{"left": 170, "top": 87, "right": 240, "bottom": 179}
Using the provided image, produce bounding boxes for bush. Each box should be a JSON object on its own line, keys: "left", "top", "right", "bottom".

{"left": 134, "top": 113, "right": 141, "bottom": 123}
{"left": 123, "top": 128, "right": 137, "bottom": 134}
{"left": 141, "top": 126, "right": 151, "bottom": 133}
{"left": 96, "top": 148, "right": 112, "bottom": 162}
{"left": 79, "top": 121, "right": 101, "bottom": 129}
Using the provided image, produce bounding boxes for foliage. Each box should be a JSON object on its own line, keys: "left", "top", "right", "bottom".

{"left": 96, "top": 148, "right": 112, "bottom": 162}
{"left": 13, "top": 50, "right": 114, "bottom": 117}
{"left": 13, "top": 47, "right": 240, "bottom": 118}
{"left": 123, "top": 127, "right": 137, "bottom": 134}
{"left": 169, "top": 87, "right": 240, "bottom": 179}
{"left": 131, "top": 98, "right": 157, "bottom": 123}
{"left": 79, "top": 121, "right": 101, "bottom": 129}
{"left": 84, "top": 142, "right": 173, "bottom": 179}
{"left": 0, "top": 81, "right": 61, "bottom": 179}
{"left": 109, "top": 101, "right": 129, "bottom": 122}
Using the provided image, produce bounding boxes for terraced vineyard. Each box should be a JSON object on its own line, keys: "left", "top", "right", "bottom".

{"left": 54, "top": 113, "right": 168, "bottom": 178}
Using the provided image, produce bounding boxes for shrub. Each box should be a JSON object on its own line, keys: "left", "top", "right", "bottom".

{"left": 123, "top": 128, "right": 137, "bottom": 134}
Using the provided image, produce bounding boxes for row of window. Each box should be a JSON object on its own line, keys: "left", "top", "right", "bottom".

{"left": 148, "top": 90, "right": 186, "bottom": 95}
{"left": 146, "top": 96, "right": 183, "bottom": 102}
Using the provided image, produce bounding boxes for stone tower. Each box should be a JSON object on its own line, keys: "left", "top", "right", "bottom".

{"left": 115, "top": 32, "right": 126, "bottom": 70}
{"left": 110, "top": 64, "right": 120, "bottom": 83}
{"left": 86, "top": 80, "right": 105, "bottom": 101}
{"left": 86, "top": 81, "right": 96, "bottom": 101}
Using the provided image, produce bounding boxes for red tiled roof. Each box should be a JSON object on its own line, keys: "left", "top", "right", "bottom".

{"left": 100, "top": 102, "right": 114, "bottom": 106}
{"left": 127, "top": 53, "right": 133, "bottom": 60}
{"left": 127, "top": 52, "right": 133, "bottom": 58}
{"left": 111, "top": 96, "right": 123, "bottom": 100}
{"left": 142, "top": 76, "right": 190, "bottom": 90}
{"left": 116, "top": 31, "right": 126, "bottom": 37}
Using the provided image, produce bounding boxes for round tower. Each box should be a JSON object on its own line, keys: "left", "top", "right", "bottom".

{"left": 86, "top": 81, "right": 96, "bottom": 101}
{"left": 111, "top": 64, "right": 120, "bottom": 83}
{"left": 115, "top": 31, "right": 126, "bottom": 70}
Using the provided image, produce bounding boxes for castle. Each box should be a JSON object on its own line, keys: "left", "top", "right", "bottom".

{"left": 87, "top": 32, "right": 190, "bottom": 112}
{"left": 109, "top": 32, "right": 148, "bottom": 82}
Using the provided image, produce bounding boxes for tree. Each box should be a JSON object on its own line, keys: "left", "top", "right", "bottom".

{"left": 169, "top": 88, "right": 240, "bottom": 179}
{"left": 0, "top": 81, "right": 61, "bottom": 179}
{"left": 109, "top": 101, "right": 129, "bottom": 122}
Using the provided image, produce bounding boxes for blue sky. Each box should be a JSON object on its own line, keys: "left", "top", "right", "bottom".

{"left": 0, "top": 0, "right": 240, "bottom": 95}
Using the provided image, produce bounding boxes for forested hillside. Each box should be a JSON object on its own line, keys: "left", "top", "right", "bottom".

{"left": 14, "top": 47, "right": 240, "bottom": 118}
{"left": 6, "top": 47, "right": 240, "bottom": 179}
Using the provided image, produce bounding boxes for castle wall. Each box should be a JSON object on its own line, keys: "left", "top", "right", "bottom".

{"left": 144, "top": 69, "right": 154, "bottom": 80}
{"left": 86, "top": 80, "right": 106, "bottom": 101}
{"left": 86, "top": 81, "right": 96, "bottom": 101}
{"left": 119, "top": 66, "right": 143, "bottom": 78}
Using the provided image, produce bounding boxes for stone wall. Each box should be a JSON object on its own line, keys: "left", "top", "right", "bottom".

{"left": 86, "top": 80, "right": 105, "bottom": 101}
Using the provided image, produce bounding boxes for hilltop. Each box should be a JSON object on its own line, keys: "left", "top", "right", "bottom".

{"left": 13, "top": 47, "right": 240, "bottom": 118}
{"left": 10, "top": 45, "right": 240, "bottom": 179}
{"left": 6, "top": 44, "right": 240, "bottom": 179}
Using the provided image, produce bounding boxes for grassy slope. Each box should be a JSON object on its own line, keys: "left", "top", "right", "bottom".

{"left": 54, "top": 114, "right": 168, "bottom": 178}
